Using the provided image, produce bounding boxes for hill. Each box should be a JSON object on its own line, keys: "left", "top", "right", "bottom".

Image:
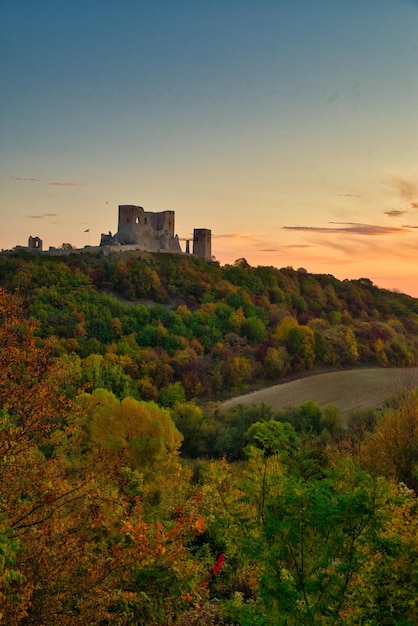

{"left": 1, "top": 249, "right": 418, "bottom": 404}
{"left": 2, "top": 252, "right": 418, "bottom": 625}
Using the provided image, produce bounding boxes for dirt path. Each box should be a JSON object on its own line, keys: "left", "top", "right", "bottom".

{"left": 220, "top": 367, "right": 418, "bottom": 418}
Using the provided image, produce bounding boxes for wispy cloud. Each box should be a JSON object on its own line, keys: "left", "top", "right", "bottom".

{"left": 386, "top": 175, "right": 418, "bottom": 203}
{"left": 338, "top": 193, "right": 362, "bottom": 198}
{"left": 283, "top": 222, "right": 407, "bottom": 236}
{"left": 4, "top": 175, "right": 83, "bottom": 187}
{"left": 281, "top": 216, "right": 418, "bottom": 267}
{"left": 214, "top": 232, "right": 266, "bottom": 240}
{"left": 47, "top": 179, "right": 83, "bottom": 187}
{"left": 6, "top": 176, "right": 41, "bottom": 182}
{"left": 258, "top": 244, "right": 315, "bottom": 252}
{"left": 326, "top": 91, "right": 339, "bottom": 105}
{"left": 384, "top": 210, "right": 408, "bottom": 217}
{"left": 282, "top": 244, "right": 315, "bottom": 249}
{"left": 26, "top": 213, "right": 58, "bottom": 219}
{"left": 411, "top": 202, "right": 418, "bottom": 209}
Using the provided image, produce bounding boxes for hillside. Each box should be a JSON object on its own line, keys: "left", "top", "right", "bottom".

{"left": 2, "top": 252, "right": 418, "bottom": 624}
{"left": 1, "top": 249, "right": 418, "bottom": 406}
{"left": 220, "top": 366, "right": 418, "bottom": 419}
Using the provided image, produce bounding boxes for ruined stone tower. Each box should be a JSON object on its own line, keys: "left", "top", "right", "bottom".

{"left": 112, "top": 205, "right": 181, "bottom": 252}
{"left": 193, "top": 229, "right": 212, "bottom": 261}
{"left": 100, "top": 205, "right": 212, "bottom": 261}
{"left": 28, "top": 236, "right": 42, "bottom": 251}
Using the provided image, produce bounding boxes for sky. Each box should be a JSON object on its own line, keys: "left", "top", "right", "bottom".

{"left": 1, "top": 0, "right": 418, "bottom": 296}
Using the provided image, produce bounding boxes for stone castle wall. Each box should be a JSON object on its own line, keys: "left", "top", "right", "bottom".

{"left": 18, "top": 205, "right": 212, "bottom": 261}
{"left": 109, "top": 205, "right": 182, "bottom": 253}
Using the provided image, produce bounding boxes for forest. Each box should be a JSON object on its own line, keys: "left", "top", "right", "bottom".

{"left": 0, "top": 249, "right": 418, "bottom": 624}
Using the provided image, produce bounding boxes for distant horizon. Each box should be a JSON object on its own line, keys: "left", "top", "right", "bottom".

{"left": 1, "top": 1, "right": 417, "bottom": 296}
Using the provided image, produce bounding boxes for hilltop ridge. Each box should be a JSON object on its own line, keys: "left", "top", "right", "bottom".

{"left": 1, "top": 249, "right": 417, "bottom": 404}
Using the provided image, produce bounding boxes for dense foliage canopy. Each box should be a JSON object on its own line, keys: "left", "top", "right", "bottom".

{"left": 1, "top": 252, "right": 418, "bottom": 624}
{"left": 1, "top": 250, "right": 418, "bottom": 406}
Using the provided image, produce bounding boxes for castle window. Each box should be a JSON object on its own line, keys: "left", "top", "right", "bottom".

{"left": 144, "top": 217, "right": 148, "bottom": 225}
{"left": 136, "top": 217, "right": 140, "bottom": 224}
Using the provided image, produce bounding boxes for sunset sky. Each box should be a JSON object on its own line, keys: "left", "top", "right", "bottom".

{"left": 1, "top": 1, "right": 417, "bottom": 295}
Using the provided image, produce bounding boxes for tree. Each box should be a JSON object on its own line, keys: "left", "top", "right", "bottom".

{"left": 245, "top": 420, "right": 298, "bottom": 456}
{"left": 263, "top": 346, "right": 289, "bottom": 380}
{"left": 0, "top": 289, "right": 209, "bottom": 624}
{"left": 203, "top": 452, "right": 397, "bottom": 625}
{"left": 0, "top": 289, "right": 132, "bottom": 622}
{"left": 0, "top": 287, "right": 74, "bottom": 435}
{"left": 344, "top": 483, "right": 418, "bottom": 625}
{"left": 360, "top": 388, "right": 418, "bottom": 490}
{"left": 160, "top": 381, "right": 187, "bottom": 408}
{"left": 241, "top": 316, "right": 267, "bottom": 345}
{"left": 172, "top": 402, "right": 213, "bottom": 458}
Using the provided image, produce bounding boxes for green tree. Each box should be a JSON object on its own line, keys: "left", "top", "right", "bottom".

{"left": 172, "top": 402, "right": 213, "bottom": 458}
{"left": 204, "top": 453, "right": 396, "bottom": 626}
{"left": 160, "top": 381, "right": 187, "bottom": 408}
{"left": 241, "top": 316, "right": 267, "bottom": 345}
{"left": 245, "top": 420, "right": 298, "bottom": 456}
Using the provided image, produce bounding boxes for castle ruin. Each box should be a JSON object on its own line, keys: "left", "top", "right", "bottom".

{"left": 193, "top": 228, "right": 212, "bottom": 261}
{"left": 16, "top": 205, "right": 212, "bottom": 262}
{"left": 101, "top": 205, "right": 212, "bottom": 261}
{"left": 28, "top": 236, "right": 43, "bottom": 251}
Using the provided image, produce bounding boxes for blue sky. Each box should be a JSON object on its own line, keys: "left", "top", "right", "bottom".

{"left": 1, "top": 0, "right": 418, "bottom": 294}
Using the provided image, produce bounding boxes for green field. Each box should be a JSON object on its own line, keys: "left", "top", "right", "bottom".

{"left": 221, "top": 367, "right": 418, "bottom": 418}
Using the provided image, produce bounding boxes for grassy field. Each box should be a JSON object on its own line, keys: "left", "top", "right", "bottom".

{"left": 221, "top": 367, "right": 418, "bottom": 420}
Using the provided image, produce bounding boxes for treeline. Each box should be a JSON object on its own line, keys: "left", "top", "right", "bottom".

{"left": 0, "top": 250, "right": 418, "bottom": 405}
{"left": 1, "top": 287, "right": 418, "bottom": 625}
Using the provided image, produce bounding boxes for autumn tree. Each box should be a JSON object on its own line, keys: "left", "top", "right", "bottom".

{"left": 0, "top": 287, "right": 74, "bottom": 435}
{"left": 0, "top": 289, "right": 208, "bottom": 624}
{"left": 202, "top": 451, "right": 400, "bottom": 625}
{"left": 360, "top": 388, "right": 418, "bottom": 490}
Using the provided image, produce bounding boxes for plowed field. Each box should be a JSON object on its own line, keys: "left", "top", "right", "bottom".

{"left": 221, "top": 367, "right": 418, "bottom": 420}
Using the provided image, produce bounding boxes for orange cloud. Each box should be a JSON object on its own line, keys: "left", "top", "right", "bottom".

{"left": 214, "top": 232, "right": 266, "bottom": 240}
{"left": 282, "top": 244, "right": 315, "bottom": 249}
{"left": 384, "top": 210, "right": 408, "bottom": 217}
{"left": 284, "top": 222, "right": 407, "bottom": 235}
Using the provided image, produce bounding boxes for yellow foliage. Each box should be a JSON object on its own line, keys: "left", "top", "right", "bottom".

{"left": 360, "top": 389, "right": 418, "bottom": 488}
{"left": 273, "top": 315, "right": 299, "bottom": 342}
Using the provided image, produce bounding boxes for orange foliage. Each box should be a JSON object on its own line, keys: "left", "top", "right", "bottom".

{"left": 0, "top": 288, "right": 73, "bottom": 436}
{"left": 0, "top": 289, "right": 208, "bottom": 624}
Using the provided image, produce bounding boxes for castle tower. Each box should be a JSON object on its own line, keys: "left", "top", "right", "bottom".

{"left": 28, "top": 236, "right": 43, "bottom": 251}
{"left": 193, "top": 229, "right": 211, "bottom": 261}
{"left": 115, "top": 205, "right": 180, "bottom": 252}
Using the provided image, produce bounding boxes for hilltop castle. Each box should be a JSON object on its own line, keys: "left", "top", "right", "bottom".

{"left": 19, "top": 204, "right": 212, "bottom": 261}
{"left": 100, "top": 205, "right": 212, "bottom": 261}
